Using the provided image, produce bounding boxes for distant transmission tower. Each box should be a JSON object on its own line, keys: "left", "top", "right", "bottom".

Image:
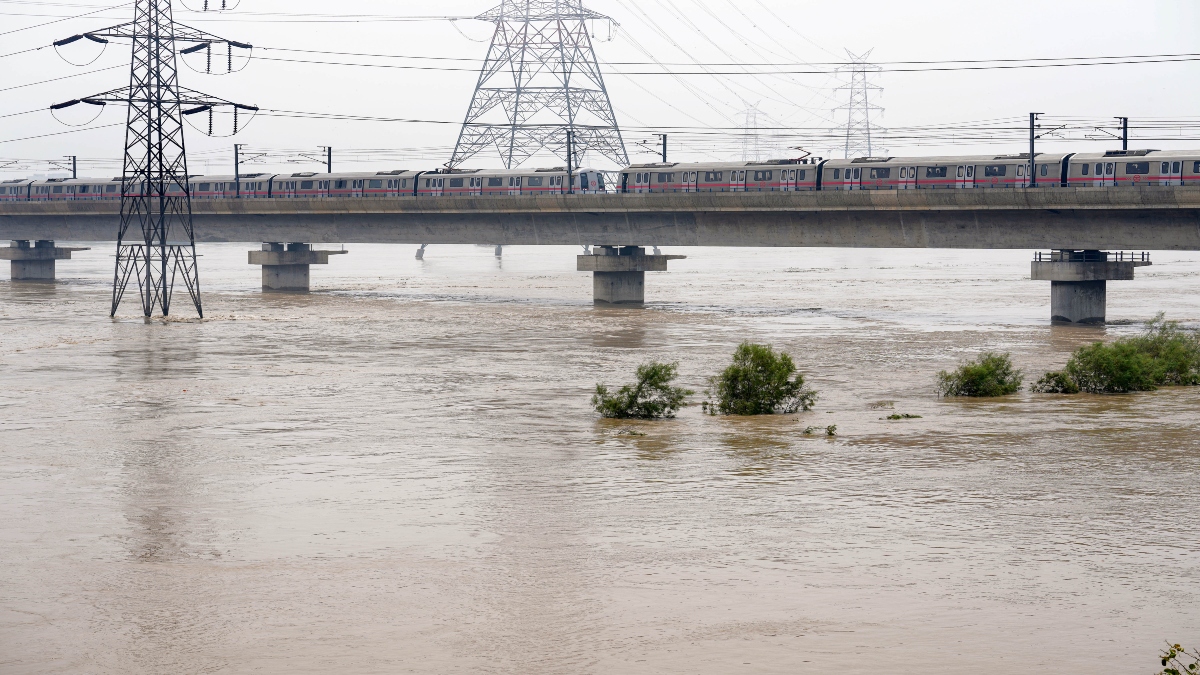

{"left": 51, "top": 0, "right": 255, "bottom": 317}
{"left": 834, "top": 49, "right": 884, "bottom": 158}
{"left": 449, "top": 0, "right": 629, "bottom": 169}
{"left": 739, "top": 105, "right": 766, "bottom": 162}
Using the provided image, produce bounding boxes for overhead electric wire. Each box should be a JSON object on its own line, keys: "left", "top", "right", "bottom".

{"left": 0, "top": 1, "right": 129, "bottom": 36}
{"left": 0, "top": 122, "right": 122, "bottom": 145}
{"left": 0, "top": 64, "right": 122, "bottom": 93}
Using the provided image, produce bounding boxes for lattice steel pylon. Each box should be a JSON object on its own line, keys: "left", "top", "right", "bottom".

{"left": 448, "top": 0, "right": 628, "bottom": 169}
{"left": 52, "top": 0, "right": 255, "bottom": 317}
{"left": 834, "top": 49, "right": 885, "bottom": 159}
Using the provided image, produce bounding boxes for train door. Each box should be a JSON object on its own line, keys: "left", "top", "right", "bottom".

{"left": 1102, "top": 162, "right": 1116, "bottom": 186}
{"left": 843, "top": 166, "right": 859, "bottom": 190}
{"left": 508, "top": 176, "right": 521, "bottom": 195}
{"left": 957, "top": 165, "right": 975, "bottom": 188}
{"left": 1164, "top": 160, "right": 1183, "bottom": 186}
{"left": 731, "top": 169, "right": 745, "bottom": 192}
{"left": 780, "top": 169, "right": 795, "bottom": 191}
{"left": 681, "top": 171, "right": 695, "bottom": 192}
{"left": 901, "top": 165, "right": 917, "bottom": 189}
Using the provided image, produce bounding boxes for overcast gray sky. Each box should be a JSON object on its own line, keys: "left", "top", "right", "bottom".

{"left": 2, "top": 0, "right": 1199, "bottom": 178}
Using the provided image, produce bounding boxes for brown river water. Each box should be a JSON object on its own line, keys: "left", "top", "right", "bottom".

{"left": 1, "top": 243, "right": 1199, "bottom": 674}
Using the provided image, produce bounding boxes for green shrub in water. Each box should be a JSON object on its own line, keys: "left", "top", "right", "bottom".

{"left": 1157, "top": 643, "right": 1200, "bottom": 675}
{"left": 592, "top": 361, "right": 693, "bottom": 419}
{"left": 1034, "top": 314, "right": 1200, "bottom": 394}
{"left": 1030, "top": 370, "right": 1080, "bottom": 394}
{"left": 935, "top": 352, "right": 1023, "bottom": 397}
{"left": 705, "top": 342, "right": 818, "bottom": 415}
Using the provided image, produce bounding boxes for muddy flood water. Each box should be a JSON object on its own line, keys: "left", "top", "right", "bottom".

{"left": 2, "top": 243, "right": 1199, "bottom": 674}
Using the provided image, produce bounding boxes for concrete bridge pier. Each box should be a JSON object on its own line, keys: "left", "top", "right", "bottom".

{"left": 248, "top": 242, "right": 348, "bottom": 293}
{"left": 1031, "top": 250, "right": 1151, "bottom": 324}
{"left": 577, "top": 246, "right": 685, "bottom": 305}
{"left": 0, "top": 240, "right": 89, "bottom": 281}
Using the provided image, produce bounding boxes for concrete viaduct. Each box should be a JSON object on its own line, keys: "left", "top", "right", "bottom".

{"left": 2, "top": 187, "right": 1199, "bottom": 322}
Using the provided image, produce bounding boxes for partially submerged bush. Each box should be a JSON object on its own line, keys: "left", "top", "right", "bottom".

{"left": 705, "top": 342, "right": 818, "bottom": 415}
{"left": 936, "top": 352, "right": 1023, "bottom": 397}
{"left": 1157, "top": 643, "right": 1200, "bottom": 675}
{"left": 592, "top": 361, "right": 693, "bottom": 419}
{"left": 1035, "top": 314, "right": 1200, "bottom": 394}
{"left": 1030, "top": 370, "right": 1080, "bottom": 394}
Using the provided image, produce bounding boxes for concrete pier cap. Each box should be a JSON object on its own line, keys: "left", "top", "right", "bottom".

{"left": 0, "top": 239, "right": 90, "bottom": 281}
{"left": 1032, "top": 250, "right": 1151, "bottom": 324}
{"left": 577, "top": 245, "right": 686, "bottom": 305}
{"left": 248, "top": 242, "right": 348, "bottom": 292}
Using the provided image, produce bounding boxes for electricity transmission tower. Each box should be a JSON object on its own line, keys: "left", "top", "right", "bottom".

{"left": 448, "top": 0, "right": 629, "bottom": 169}
{"left": 739, "top": 105, "right": 767, "bottom": 162}
{"left": 834, "top": 49, "right": 884, "bottom": 158}
{"left": 52, "top": 0, "right": 255, "bottom": 317}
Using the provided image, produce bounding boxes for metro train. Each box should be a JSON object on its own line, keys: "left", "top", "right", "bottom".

{"left": 2, "top": 149, "right": 1198, "bottom": 202}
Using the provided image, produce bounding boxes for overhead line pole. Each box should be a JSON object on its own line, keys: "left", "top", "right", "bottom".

{"left": 1030, "top": 112, "right": 1042, "bottom": 187}
{"left": 1117, "top": 117, "right": 1129, "bottom": 150}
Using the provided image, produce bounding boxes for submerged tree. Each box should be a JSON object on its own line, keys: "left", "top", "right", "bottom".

{"left": 705, "top": 342, "right": 818, "bottom": 415}
{"left": 1033, "top": 314, "right": 1200, "bottom": 394}
{"left": 592, "top": 361, "right": 693, "bottom": 419}
{"left": 935, "top": 352, "right": 1023, "bottom": 397}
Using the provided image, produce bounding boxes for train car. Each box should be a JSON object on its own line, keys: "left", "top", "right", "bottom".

{"left": 621, "top": 160, "right": 820, "bottom": 193}
{"left": 820, "top": 153, "right": 1074, "bottom": 190}
{"left": 1066, "top": 150, "right": 1200, "bottom": 187}
{"left": 0, "top": 178, "right": 33, "bottom": 202}
{"left": 188, "top": 174, "right": 272, "bottom": 199}
{"left": 415, "top": 167, "right": 605, "bottom": 197}
{"left": 63, "top": 177, "right": 123, "bottom": 200}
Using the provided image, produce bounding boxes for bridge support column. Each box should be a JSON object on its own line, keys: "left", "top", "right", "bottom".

{"left": 578, "top": 246, "right": 685, "bottom": 306}
{"left": 0, "top": 240, "right": 89, "bottom": 281}
{"left": 1032, "top": 250, "right": 1150, "bottom": 324}
{"left": 249, "top": 242, "right": 347, "bottom": 293}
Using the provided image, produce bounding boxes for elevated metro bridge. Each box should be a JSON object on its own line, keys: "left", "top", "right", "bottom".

{"left": 1, "top": 187, "right": 1198, "bottom": 250}
{"left": 1, "top": 187, "right": 1198, "bottom": 323}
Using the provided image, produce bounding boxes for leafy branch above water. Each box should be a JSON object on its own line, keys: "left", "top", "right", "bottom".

{"left": 592, "top": 361, "right": 693, "bottom": 419}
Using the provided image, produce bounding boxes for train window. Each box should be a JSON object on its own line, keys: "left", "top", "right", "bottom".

{"left": 198, "top": 183, "right": 210, "bottom": 191}
{"left": 1162, "top": 162, "right": 1170, "bottom": 173}
{"left": 1017, "top": 165, "right": 1024, "bottom": 177}
{"left": 334, "top": 181, "right": 344, "bottom": 189}
{"left": 487, "top": 177, "right": 503, "bottom": 187}
{"left": 870, "top": 168, "right": 891, "bottom": 179}
{"left": 301, "top": 181, "right": 313, "bottom": 189}
{"left": 1095, "top": 163, "right": 1102, "bottom": 175}
{"left": 798, "top": 170, "right": 806, "bottom": 181}
{"left": 1105, "top": 163, "right": 1114, "bottom": 175}
{"left": 957, "top": 166, "right": 964, "bottom": 178}
{"left": 1040, "top": 165, "right": 1048, "bottom": 177}
{"left": 967, "top": 166, "right": 974, "bottom": 178}
{"left": 1126, "top": 162, "right": 1150, "bottom": 175}
{"left": 449, "top": 178, "right": 464, "bottom": 188}
{"left": 1195, "top": 162, "right": 1200, "bottom": 173}
{"left": 925, "top": 166, "right": 948, "bottom": 178}
{"left": 832, "top": 169, "right": 840, "bottom": 180}
{"left": 1173, "top": 162, "right": 1181, "bottom": 173}
{"left": 852, "top": 168, "right": 860, "bottom": 179}
{"left": 52, "top": 186, "right": 62, "bottom": 193}
{"left": 527, "top": 176, "right": 543, "bottom": 187}
{"left": 658, "top": 172, "right": 674, "bottom": 182}
{"left": 79, "top": 185, "right": 90, "bottom": 194}
{"left": 1081, "top": 164, "right": 1088, "bottom": 176}
{"left": 900, "top": 167, "right": 907, "bottom": 179}
{"left": 368, "top": 179, "right": 382, "bottom": 188}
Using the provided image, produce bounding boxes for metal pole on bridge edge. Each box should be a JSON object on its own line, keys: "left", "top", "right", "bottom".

{"left": 1029, "top": 112, "right": 1041, "bottom": 187}
{"left": 234, "top": 143, "right": 242, "bottom": 198}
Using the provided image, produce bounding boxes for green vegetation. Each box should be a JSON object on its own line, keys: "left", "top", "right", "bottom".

{"left": 704, "top": 342, "right": 818, "bottom": 415}
{"left": 1158, "top": 643, "right": 1199, "bottom": 675}
{"left": 1033, "top": 314, "right": 1200, "bottom": 394}
{"left": 885, "top": 413, "right": 923, "bottom": 420}
{"left": 935, "top": 352, "right": 1023, "bottom": 397}
{"left": 802, "top": 424, "right": 837, "bottom": 436}
{"left": 592, "top": 361, "right": 693, "bottom": 419}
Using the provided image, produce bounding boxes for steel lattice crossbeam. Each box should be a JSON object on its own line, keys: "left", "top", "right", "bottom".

{"left": 450, "top": 0, "right": 628, "bottom": 169}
